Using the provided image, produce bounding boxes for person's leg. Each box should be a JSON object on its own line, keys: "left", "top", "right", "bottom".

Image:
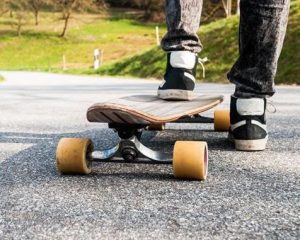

{"left": 161, "top": 0, "right": 203, "bottom": 53}
{"left": 158, "top": 0, "right": 203, "bottom": 100}
{"left": 228, "top": 0, "right": 290, "bottom": 151}
{"left": 228, "top": 0, "right": 290, "bottom": 98}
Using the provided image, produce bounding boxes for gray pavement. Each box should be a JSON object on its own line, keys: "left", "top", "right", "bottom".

{"left": 0, "top": 71, "right": 299, "bottom": 239}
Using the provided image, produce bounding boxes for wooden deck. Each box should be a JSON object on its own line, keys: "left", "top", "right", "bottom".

{"left": 87, "top": 95, "right": 224, "bottom": 125}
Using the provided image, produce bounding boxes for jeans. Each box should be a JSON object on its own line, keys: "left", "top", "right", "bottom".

{"left": 161, "top": 0, "right": 290, "bottom": 98}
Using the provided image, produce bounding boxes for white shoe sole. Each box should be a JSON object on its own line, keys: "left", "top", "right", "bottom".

{"left": 234, "top": 137, "right": 268, "bottom": 151}
{"left": 228, "top": 133, "right": 268, "bottom": 151}
{"left": 157, "top": 89, "right": 196, "bottom": 101}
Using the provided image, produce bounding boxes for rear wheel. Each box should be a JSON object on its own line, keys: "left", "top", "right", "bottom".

{"left": 56, "top": 138, "right": 93, "bottom": 174}
{"left": 214, "top": 110, "right": 230, "bottom": 131}
{"left": 173, "top": 141, "right": 208, "bottom": 180}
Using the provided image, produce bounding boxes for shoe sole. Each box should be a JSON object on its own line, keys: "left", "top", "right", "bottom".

{"left": 234, "top": 137, "right": 268, "bottom": 151}
{"left": 157, "top": 89, "right": 196, "bottom": 101}
{"left": 228, "top": 133, "right": 268, "bottom": 151}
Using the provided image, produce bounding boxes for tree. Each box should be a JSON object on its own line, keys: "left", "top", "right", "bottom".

{"left": 7, "top": 0, "right": 28, "bottom": 36}
{"left": 55, "top": 0, "right": 106, "bottom": 37}
{"left": 0, "top": 1, "right": 9, "bottom": 16}
{"left": 28, "top": 0, "right": 46, "bottom": 25}
{"left": 222, "top": 0, "right": 232, "bottom": 17}
{"left": 133, "top": 0, "right": 164, "bottom": 21}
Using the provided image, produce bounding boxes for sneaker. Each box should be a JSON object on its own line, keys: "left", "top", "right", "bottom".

{"left": 229, "top": 96, "right": 268, "bottom": 151}
{"left": 158, "top": 51, "right": 197, "bottom": 100}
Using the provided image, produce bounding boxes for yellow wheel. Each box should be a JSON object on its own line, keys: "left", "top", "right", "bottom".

{"left": 173, "top": 141, "right": 208, "bottom": 180}
{"left": 214, "top": 110, "right": 230, "bottom": 131}
{"left": 56, "top": 138, "right": 93, "bottom": 174}
{"left": 148, "top": 123, "right": 165, "bottom": 131}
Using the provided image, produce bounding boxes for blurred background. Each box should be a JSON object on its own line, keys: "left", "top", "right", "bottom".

{"left": 0, "top": 0, "right": 299, "bottom": 84}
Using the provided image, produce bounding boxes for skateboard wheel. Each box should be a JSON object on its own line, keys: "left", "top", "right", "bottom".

{"left": 56, "top": 138, "right": 93, "bottom": 174}
{"left": 173, "top": 141, "right": 208, "bottom": 180}
{"left": 214, "top": 110, "right": 230, "bottom": 131}
{"left": 148, "top": 123, "right": 165, "bottom": 131}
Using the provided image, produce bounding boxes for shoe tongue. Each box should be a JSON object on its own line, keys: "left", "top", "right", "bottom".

{"left": 170, "top": 51, "right": 196, "bottom": 69}
{"left": 236, "top": 98, "right": 265, "bottom": 116}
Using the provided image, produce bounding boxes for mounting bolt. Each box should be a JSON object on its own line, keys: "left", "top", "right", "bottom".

{"left": 122, "top": 148, "right": 137, "bottom": 162}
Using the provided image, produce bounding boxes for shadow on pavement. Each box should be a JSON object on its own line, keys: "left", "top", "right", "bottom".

{"left": 0, "top": 127, "right": 295, "bottom": 185}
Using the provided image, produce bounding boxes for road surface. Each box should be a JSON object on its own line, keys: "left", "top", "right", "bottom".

{"left": 0, "top": 71, "right": 299, "bottom": 239}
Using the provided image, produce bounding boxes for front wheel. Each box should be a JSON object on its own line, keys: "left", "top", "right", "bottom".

{"left": 56, "top": 138, "right": 93, "bottom": 175}
{"left": 173, "top": 141, "right": 208, "bottom": 180}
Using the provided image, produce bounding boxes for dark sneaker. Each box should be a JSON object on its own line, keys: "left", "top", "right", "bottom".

{"left": 158, "top": 51, "right": 197, "bottom": 100}
{"left": 229, "top": 96, "right": 268, "bottom": 151}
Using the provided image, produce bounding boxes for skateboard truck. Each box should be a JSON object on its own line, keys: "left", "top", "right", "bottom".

{"left": 89, "top": 114, "right": 214, "bottom": 164}
{"left": 90, "top": 135, "right": 171, "bottom": 164}
{"left": 91, "top": 125, "right": 171, "bottom": 164}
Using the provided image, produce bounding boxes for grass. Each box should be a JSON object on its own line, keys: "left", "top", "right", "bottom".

{"left": 97, "top": 17, "right": 239, "bottom": 83}
{"left": 0, "top": 11, "right": 165, "bottom": 71}
{"left": 0, "top": 3, "right": 299, "bottom": 84}
{"left": 98, "top": 1, "right": 300, "bottom": 84}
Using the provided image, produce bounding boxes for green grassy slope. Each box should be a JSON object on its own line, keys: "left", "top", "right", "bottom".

{"left": 99, "top": 2, "right": 300, "bottom": 84}
{"left": 0, "top": 12, "right": 164, "bottom": 71}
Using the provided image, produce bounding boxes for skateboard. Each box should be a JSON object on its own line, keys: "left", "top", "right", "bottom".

{"left": 56, "top": 95, "right": 230, "bottom": 180}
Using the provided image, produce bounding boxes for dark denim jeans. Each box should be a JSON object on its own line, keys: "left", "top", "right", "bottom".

{"left": 161, "top": 0, "right": 290, "bottom": 97}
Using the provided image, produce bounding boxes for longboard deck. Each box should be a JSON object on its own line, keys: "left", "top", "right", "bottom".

{"left": 87, "top": 95, "right": 224, "bottom": 125}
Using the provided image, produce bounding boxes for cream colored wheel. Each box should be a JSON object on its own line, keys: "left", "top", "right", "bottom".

{"left": 56, "top": 138, "right": 93, "bottom": 174}
{"left": 214, "top": 110, "right": 230, "bottom": 131}
{"left": 173, "top": 141, "right": 208, "bottom": 180}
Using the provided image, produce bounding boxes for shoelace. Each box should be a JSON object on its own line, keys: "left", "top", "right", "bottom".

{"left": 198, "top": 57, "right": 208, "bottom": 79}
{"left": 266, "top": 99, "right": 277, "bottom": 113}
{"left": 198, "top": 58, "right": 277, "bottom": 116}
{"left": 198, "top": 56, "right": 277, "bottom": 115}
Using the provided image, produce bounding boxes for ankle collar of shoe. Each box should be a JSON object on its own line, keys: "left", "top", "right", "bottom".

{"left": 231, "top": 95, "right": 266, "bottom": 116}
{"left": 169, "top": 51, "right": 197, "bottom": 69}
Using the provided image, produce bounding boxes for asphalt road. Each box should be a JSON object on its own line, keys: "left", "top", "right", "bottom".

{"left": 0, "top": 71, "right": 299, "bottom": 239}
